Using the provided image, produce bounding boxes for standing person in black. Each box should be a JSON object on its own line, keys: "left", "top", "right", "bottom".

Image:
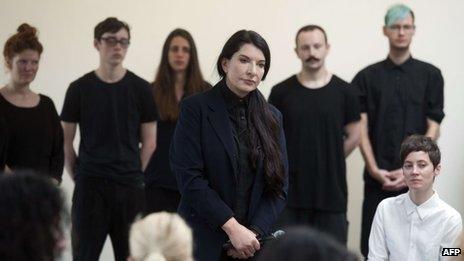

{"left": 269, "top": 25, "right": 360, "bottom": 244}
{"left": 144, "top": 28, "right": 210, "bottom": 214}
{"left": 0, "top": 118, "right": 6, "bottom": 172}
{"left": 170, "top": 30, "right": 288, "bottom": 260}
{"left": 61, "top": 17, "right": 157, "bottom": 261}
{"left": 0, "top": 23, "right": 63, "bottom": 182}
{"left": 351, "top": 4, "right": 445, "bottom": 258}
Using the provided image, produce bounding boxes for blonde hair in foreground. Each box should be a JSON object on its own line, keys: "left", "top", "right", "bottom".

{"left": 129, "top": 212, "right": 193, "bottom": 261}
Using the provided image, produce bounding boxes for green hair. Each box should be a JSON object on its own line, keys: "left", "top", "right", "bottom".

{"left": 385, "top": 4, "right": 415, "bottom": 26}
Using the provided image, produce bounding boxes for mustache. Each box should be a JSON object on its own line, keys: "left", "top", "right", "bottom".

{"left": 305, "top": 56, "right": 320, "bottom": 62}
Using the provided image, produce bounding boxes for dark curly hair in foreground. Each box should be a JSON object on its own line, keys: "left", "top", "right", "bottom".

{"left": 0, "top": 172, "right": 66, "bottom": 261}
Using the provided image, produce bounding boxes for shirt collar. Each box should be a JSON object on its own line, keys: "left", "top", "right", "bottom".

{"left": 219, "top": 78, "right": 249, "bottom": 109}
{"left": 384, "top": 55, "right": 414, "bottom": 72}
{"left": 404, "top": 191, "right": 440, "bottom": 220}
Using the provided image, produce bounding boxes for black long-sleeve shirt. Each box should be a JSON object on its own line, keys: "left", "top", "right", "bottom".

{"left": 0, "top": 94, "right": 63, "bottom": 181}
{"left": 352, "top": 56, "right": 444, "bottom": 188}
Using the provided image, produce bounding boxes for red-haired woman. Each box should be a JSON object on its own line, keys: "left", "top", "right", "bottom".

{"left": 0, "top": 23, "right": 63, "bottom": 183}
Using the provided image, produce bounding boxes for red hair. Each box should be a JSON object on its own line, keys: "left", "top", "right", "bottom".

{"left": 3, "top": 23, "right": 43, "bottom": 63}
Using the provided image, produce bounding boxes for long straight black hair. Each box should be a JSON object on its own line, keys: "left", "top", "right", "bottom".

{"left": 217, "top": 30, "right": 285, "bottom": 198}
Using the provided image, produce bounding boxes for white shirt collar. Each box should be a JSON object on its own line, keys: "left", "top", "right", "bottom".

{"left": 403, "top": 191, "right": 439, "bottom": 220}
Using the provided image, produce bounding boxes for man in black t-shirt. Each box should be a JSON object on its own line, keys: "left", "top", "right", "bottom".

{"left": 269, "top": 25, "right": 360, "bottom": 244}
{"left": 61, "top": 17, "right": 156, "bottom": 261}
{"left": 351, "top": 4, "right": 445, "bottom": 258}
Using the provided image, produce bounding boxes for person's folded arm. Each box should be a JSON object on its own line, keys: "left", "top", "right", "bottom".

{"left": 425, "top": 68, "right": 444, "bottom": 140}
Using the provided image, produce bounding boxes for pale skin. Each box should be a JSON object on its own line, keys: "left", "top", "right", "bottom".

{"left": 295, "top": 29, "right": 361, "bottom": 156}
{"left": 62, "top": 28, "right": 156, "bottom": 179}
{"left": 220, "top": 43, "right": 266, "bottom": 259}
{"left": 402, "top": 151, "right": 440, "bottom": 205}
{"left": 360, "top": 14, "right": 441, "bottom": 191}
{"left": 168, "top": 36, "right": 191, "bottom": 101}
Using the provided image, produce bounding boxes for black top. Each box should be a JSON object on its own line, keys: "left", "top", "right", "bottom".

{"left": 0, "top": 117, "right": 6, "bottom": 172}
{"left": 352, "top": 56, "right": 444, "bottom": 188}
{"left": 269, "top": 75, "right": 360, "bottom": 211}
{"left": 219, "top": 80, "right": 256, "bottom": 224}
{"left": 144, "top": 81, "right": 211, "bottom": 190}
{"left": 61, "top": 70, "right": 157, "bottom": 186}
{"left": 0, "top": 94, "right": 63, "bottom": 181}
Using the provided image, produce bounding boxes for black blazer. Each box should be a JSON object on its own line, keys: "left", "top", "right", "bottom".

{"left": 170, "top": 81, "right": 288, "bottom": 260}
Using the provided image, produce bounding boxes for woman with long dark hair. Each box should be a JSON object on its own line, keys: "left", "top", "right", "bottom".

{"left": 0, "top": 23, "right": 63, "bottom": 182}
{"left": 170, "top": 30, "right": 288, "bottom": 260}
{"left": 144, "top": 28, "right": 210, "bottom": 213}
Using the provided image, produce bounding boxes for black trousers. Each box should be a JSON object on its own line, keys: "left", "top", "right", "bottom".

{"left": 144, "top": 185, "right": 181, "bottom": 214}
{"left": 360, "top": 185, "right": 406, "bottom": 258}
{"left": 276, "top": 207, "right": 348, "bottom": 245}
{"left": 71, "top": 177, "right": 144, "bottom": 261}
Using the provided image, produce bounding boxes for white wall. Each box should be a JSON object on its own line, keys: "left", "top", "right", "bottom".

{"left": 1, "top": 0, "right": 463, "bottom": 260}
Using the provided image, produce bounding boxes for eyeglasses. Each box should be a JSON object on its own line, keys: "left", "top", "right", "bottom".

{"left": 100, "top": 37, "right": 130, "bottom": 48}
{"left": 388, "top": 24, "right": 415, "bottom": 32}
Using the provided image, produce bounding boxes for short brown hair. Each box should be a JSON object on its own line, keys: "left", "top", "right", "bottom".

{"left": 400, "top": 135, "right": 441, "bottom": 168}
{"left": 295, "top": 25, "right": 328, "bottom": 46}
{"left": 3, "top": 23, "right": 43, "bottom": 62}
{"left": 94, "top": 17, "right": 130, "bottom": 40}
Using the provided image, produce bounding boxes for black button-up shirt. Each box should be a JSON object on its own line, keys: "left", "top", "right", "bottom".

{"left": 220, "top": 82, "right": 256, "bottom": 224}
{"left": 352, "top": 56, "right": 444, "bottom": 188}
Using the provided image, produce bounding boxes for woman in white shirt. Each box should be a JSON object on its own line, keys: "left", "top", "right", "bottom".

{"left": 368, "top": 135, "right": 462, "bottom": 261}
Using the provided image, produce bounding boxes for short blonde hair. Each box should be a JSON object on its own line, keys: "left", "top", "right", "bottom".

{"left": 129, "top": 212, "right": 193, "bottom": 261}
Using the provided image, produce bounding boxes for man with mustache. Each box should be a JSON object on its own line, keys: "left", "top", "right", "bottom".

{"left": 269, "top": 25, "right": 361, "bottom": 244}
{"left": 61, "top": 17, "right": 157, "bottom": 261}
{"left": 351, "top": 4, "right": 445, "bottom": 259}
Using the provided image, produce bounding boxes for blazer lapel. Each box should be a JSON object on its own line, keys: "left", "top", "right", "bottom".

{"left": 206, "top": 85, "right": 238, "bottom": 178}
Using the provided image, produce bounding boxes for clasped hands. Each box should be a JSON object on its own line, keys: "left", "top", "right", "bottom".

{"left": 222, "top": 218, "right": 260, "bottom": 259}
{"left": 374, "top": 168, "right": 407, "bottom": 191}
